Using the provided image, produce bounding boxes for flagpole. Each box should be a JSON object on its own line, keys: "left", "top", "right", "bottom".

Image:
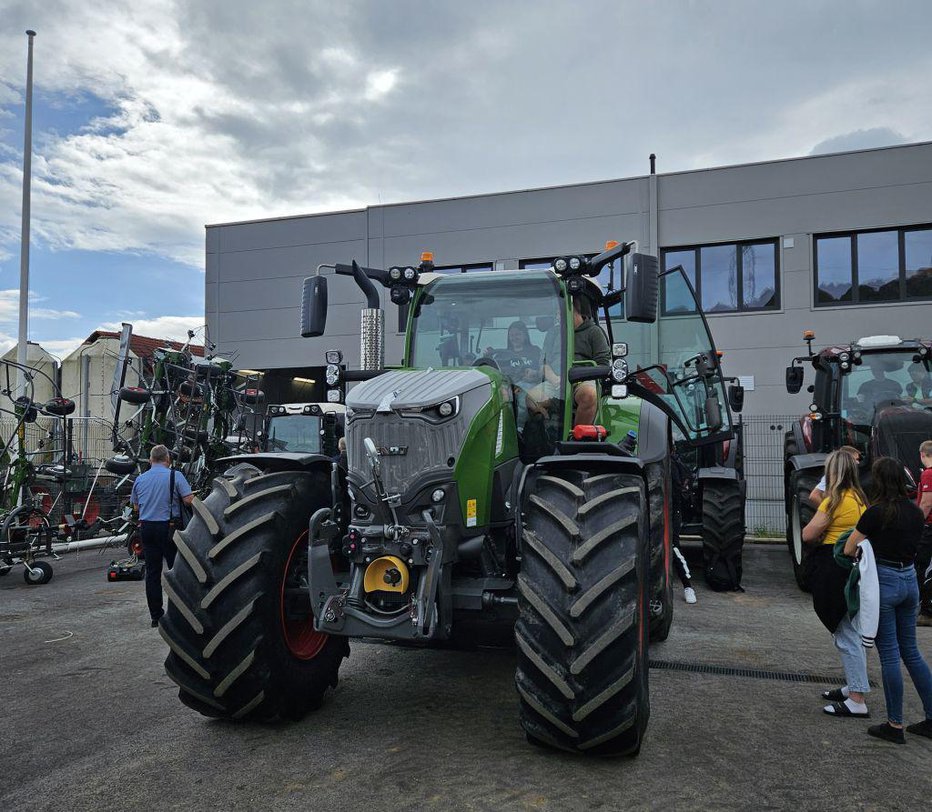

{"left": 17, "top": 29, "right": 36, "bottom": 396}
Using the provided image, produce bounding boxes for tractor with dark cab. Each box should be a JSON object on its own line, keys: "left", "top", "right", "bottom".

{"left": 783, "top": 332, "right": 932, "bottom": 590}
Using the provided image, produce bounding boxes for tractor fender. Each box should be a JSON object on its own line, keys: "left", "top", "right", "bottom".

{"left": 697, "top": 466, "right": 747, "bottom": 498}
{"left": 218, "top": 451, "right": 336, "bottom": 472}
{"left": 787, "top": 452, "right": 826, "bottom": 476}
{"left": 633, "top": 399, "right": 671, "bottom": 465}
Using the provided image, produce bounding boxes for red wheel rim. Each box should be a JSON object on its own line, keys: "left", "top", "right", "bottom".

{"left": 72, "top": 495, "right": 100, "bottom": 524}
{"left": 29, "top": 487, "right": 52, "bottom": 527}
{"left": 280, "top": 530, "right": 327, "bottom": 659}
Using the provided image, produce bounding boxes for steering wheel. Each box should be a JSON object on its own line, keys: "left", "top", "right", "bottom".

{"left": 472, "top": 356, "right": 500, "bottom": 371}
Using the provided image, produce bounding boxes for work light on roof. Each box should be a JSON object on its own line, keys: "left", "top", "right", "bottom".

{"left": 568, "top": 256, "right": 582, "bottom": 271}
{"left": 553, "top": 258, "right": 568, "bottom": 273}
{"left": 390, "top": 286, "right": 410, "bottom": 306}
{"left": 403, "top": 266, "right": 417, "bottom": 282}
{"left": 389, "top": 267, "right": 403, "bottom": 281}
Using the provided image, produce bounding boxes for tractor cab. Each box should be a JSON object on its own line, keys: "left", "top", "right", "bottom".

{"left": 785, "top": 333, "right": 932, "bottom": 479}
{"left": 264, "top": 402, "right": 345, "bottom": 456}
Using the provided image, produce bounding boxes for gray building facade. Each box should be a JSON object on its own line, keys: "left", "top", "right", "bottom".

{"left": 205, "top": 141, "right": 932, "bottom": 416}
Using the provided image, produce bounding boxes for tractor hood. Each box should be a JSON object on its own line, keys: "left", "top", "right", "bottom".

{"left": 346, "top": 368, "right": 492, "bottom": 412}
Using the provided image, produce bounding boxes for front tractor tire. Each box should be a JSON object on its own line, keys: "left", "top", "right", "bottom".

{"left": 786, "top": 470, "right": 820, "bottom": 592}
{"left": 701, "top": 479, "right": 746, "bottom": 591}
{"left": 161, "top": 464, "right": 348, "bottom": 721}
{"left": 517, "top": 469, "right": 650, "bottom": 756}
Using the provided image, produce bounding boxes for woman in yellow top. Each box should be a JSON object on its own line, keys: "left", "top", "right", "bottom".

{"left": 802, "top": 449, "right": 870, "bottom": 717}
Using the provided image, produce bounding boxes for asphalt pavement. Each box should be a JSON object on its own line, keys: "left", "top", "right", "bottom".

{"left": 1, "top": 543, "right": 930, "bottom": 811}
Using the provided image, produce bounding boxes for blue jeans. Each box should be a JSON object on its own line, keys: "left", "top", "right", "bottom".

{"left": 833, "top": 615, "right": 870, "bottom": 694}
{"left": 875, "top": 564, "right": 932, "bottom": 725}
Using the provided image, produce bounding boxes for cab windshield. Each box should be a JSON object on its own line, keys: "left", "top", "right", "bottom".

{"left": 409, "top": 272, "right": 566, "bottom": 443}
{"left": 266, "top": 415, "right": 322, "bottom": 453}
{"left": 842, "top": 351, "right": 932, "bottom": 418}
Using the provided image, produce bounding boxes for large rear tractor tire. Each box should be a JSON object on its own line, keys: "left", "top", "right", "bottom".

{"left": 786, "top": 470, "right": 820, "bottom": 592}
{"left": 517, "top": 469, "right": 650, "bottom": 756}
{"left": 160, "top": 463, "right": 348, "bottom": 721}
{"left": 701, "top": 479, "right": 746, "bottom": 591}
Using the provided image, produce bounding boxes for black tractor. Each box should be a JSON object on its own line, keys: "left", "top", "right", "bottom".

{"left": 673, "top": 379, "right": 746, "bottom": 592}
{"left": 783, "top": 332, "right": 932, "bottom": 590}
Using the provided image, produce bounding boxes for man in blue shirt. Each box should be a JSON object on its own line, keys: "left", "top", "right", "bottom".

{"left": 131, "top": 445, "right": 194, "bottom": 627}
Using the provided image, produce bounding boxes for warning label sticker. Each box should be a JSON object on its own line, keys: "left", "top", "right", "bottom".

{"left": 466, "top": 498, "right": 477, "bottom": 528}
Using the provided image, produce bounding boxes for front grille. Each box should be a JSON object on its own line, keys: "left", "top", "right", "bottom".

{"left": 347, "top": 412, "right": 469, "bottom": 494}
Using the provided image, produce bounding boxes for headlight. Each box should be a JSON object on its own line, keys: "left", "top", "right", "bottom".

{"left": 431, "top": 488, "right": 445, "bottom": 503}
{"left": 612, "top": 342, "right": 628, "bottom": 358}
{"left": 438, "top": 400, "right": 455, "bottom": 418}
{"left": 389, "top": 267, "right": 402, "bottom": 281}
{"left": 325, "top": 350, "right": 343, "bottom": 365}
{"left": 839, "top": 352, "right": 850, "bottom": 362}
{"left": 840, "top": 361, "right": 850, "bottom": 371}
{"left": 325, "top": 364, "right": 340, "bottom": 386}
{"left": 568, "top": 256, "right": 581, "bottom": 271}
{"left": 327, "top": 389, "right": 342, "bottom": 403}
{"left": 611, "top": 359, "right": 628, "bottom": 383}
{"left": 553, "top": 258, "right": 568, "bottom": 273}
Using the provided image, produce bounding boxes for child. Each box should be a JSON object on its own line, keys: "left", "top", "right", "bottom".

{"left": 917, "top": 440, "right": 932, "bottom": 626}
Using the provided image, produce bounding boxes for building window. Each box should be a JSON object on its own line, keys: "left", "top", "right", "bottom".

{"left": 661, "top": 239, "right": 779, "bottom": 315}
{"left": 815, "top": 224, "right": 932, "bottom": 306}
{"left": 398, "top": 262, "right": 492, "bottom": 331}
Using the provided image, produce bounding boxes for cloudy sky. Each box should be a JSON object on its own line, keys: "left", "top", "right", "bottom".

{"left": 1, "top": 0, "right": 930, "bottom": 358}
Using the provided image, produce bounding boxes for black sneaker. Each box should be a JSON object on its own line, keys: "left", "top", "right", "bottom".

{"left": 906, "top": 719, "right": 932, "bottom": 739}
{"left": 867, "top": 723, "right": 905, "bottom": 744}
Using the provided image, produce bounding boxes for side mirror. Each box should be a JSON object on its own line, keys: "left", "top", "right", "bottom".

{"left": 301, "top": 276, "right": 328, "bottom": 338}
{"left": 624, "top": 253, "right": 658, "bottom": 324}
{"left": 727, "top": 383, "right": 745, "bottom": 413}
{"left": 705, "top": 395, "right": 723, "bottom": 432}
{"left": 786, "top": 365, "right": 804, "bottom": 394}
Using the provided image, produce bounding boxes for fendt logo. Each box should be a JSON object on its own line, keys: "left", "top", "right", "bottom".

{"left": 376, "top": 446, "right": 408, "bottom": 456}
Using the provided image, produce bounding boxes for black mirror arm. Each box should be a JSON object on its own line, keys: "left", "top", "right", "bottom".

{"left": 568, "top": 365, "right": 611, "bottom": 383}
{"left": 588, "top": 242, "right": 632, "bottom": 276}
{"left": 334, "top": 261, "right": 389, "bottom": 307}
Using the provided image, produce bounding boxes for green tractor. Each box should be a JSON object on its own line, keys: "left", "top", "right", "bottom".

{"left": 160, "top": 242, "right": 734, "bottom": 756}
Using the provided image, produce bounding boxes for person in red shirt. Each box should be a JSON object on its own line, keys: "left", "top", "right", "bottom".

{"left": 917, "top": 440, "right": 932, "bottom": 626}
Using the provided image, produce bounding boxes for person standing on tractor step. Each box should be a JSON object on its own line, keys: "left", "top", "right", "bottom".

{"left": 528, "top": 295, "right": 610, "bottom": 426}
{"left": 131, "top": 445, "right": 194, "bottom": 628}
{"left": 844, "top": 456, "right": 932, "bottom": 743}
{"left": 802, "top": 449, "right": 870, "bottom": 718}
{"left": 916, "top": 440, "right": 932, "bottom": 626}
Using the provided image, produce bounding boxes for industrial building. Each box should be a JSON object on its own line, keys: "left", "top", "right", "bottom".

{"left": 205, "top": 140, "right": 932, "bottom": 417}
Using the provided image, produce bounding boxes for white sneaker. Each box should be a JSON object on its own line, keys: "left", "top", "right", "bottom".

{"left": 683, "top": 587, "right": 697, "bottom": 604}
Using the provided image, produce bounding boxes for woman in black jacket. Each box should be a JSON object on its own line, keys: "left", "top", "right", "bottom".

{"left": 845, "top": 457, "right": 932, "bottom": 744}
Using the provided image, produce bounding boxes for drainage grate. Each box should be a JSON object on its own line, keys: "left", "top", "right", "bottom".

{"left": 649, "top": 659, "right": 877, "bottom": 687}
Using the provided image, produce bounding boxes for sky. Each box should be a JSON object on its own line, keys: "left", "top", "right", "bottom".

{"left": 0, "top": 0, "right": 930, "bottom": 359}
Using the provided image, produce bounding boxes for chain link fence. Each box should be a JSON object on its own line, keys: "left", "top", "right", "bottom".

{"left": 742, "top": 414, "right": 796, "bottom": 537}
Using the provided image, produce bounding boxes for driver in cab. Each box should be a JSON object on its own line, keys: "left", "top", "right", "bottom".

{"left": 856, "top": 357, "right": 903, "bottom": 406}
{"left": 528, "top": 294, "right": 610, "bottom": 426}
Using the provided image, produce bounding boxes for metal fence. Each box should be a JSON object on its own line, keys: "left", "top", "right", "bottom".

{"left": 0, "top": 416, "right": 131, "bottom": 528}
{"left": 742, "top": 414, "right": 796, "bottom": 537}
